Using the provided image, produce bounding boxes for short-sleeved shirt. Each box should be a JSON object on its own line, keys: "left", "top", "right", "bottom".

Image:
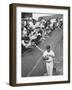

{"left": 43, "top": 50, "right": 55, "bottom": 62}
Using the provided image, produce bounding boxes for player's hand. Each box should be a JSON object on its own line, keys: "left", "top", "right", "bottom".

{"left": 43, "top": 56, "right": 49, "bottom": 60}
{"left": 31, "top": 42, "right": 36, "bottom": 47}
{"left": 31, "top": 42, "right": 35, "bottom": 45}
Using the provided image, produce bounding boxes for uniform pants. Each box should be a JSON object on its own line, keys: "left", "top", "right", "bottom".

{"left": 45, "top": 60, "right": 53, "bottom": 76}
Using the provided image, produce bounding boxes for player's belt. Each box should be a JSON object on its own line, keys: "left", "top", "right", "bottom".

{"left": 45, "top": 60, "right": 53, "bottom": 63}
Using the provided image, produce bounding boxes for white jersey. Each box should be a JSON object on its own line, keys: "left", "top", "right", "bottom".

{"left": 43, "top": 50, "right": 55, "bottom": 62}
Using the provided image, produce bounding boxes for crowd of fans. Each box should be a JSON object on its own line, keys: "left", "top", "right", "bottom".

{"left": 21, "top": 16, "right": 63, "bottom": 52}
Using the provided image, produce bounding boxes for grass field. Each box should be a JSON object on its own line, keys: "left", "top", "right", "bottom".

{"left": 21, "top": 28, "right": 63, "bottom": 77}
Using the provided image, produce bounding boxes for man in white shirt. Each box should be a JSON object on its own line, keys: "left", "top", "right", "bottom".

{"left": 35, "top": 44, "right": 55, "bottom": 76}
{"left": 21, "top": 37, "right": 31, "bottom": 48}
{"left": 43, "top": 45, "right": 55, "bottom": 76}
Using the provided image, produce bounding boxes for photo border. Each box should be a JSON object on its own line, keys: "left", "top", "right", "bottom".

{"left": 9, "top": 3, "right": 70, "bottom": 86}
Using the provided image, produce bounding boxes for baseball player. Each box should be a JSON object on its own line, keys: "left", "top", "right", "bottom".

{"left": 35, "top": 45, "right": 55, "bottom": 76}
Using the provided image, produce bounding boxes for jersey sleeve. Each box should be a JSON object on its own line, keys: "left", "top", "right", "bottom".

{"left": 51, "top": 51, "right": 55, "bottom": 57}
{"left": 43, "top": 51, "right": 46, "bottom": 57}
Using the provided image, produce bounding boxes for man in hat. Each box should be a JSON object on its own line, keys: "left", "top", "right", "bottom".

{"left": 43, "top": 45, "right": 55, "bottom": 76}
